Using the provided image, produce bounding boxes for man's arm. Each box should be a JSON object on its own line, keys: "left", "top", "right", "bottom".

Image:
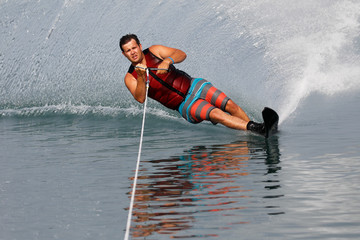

{"left": 149, "top": 45, "right": 187, "bottom": 74}
{"left": 124, "top": 66, "right": 147, "bottom": 103}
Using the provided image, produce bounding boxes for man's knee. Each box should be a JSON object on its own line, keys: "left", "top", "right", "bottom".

{"left": 225, "top": 100, "right": 239, "bottom": 112}
{"left": 209, "top": 108, "right": 226, "bottom": 124}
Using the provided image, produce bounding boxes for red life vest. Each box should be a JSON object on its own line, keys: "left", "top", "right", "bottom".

{"left": 128, "top": 48, "right": 191, "bottom": 110}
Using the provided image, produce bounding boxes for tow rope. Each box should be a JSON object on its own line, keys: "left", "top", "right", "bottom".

{"left": 124, "top": 67, "right": 167, "bottom": 240}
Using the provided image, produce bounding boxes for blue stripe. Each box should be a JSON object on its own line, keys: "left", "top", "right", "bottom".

{"left": 178, "top": 78, "right": 203, "bottom": 116}
{"left": 185, "top": 81, "right": 211, "bottom": 122}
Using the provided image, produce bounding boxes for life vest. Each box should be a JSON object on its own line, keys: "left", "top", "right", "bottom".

{"left": 128, "top": 48, "right": 191, "bottom": 110}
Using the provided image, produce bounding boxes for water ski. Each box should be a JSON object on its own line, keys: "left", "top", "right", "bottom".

{"left": 262, "top": 107, "right": 279, "bottom": 138}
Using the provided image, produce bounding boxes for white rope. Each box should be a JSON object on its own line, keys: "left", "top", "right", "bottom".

{"left": 124, "top": 68, "right": 150, "bottom": 240}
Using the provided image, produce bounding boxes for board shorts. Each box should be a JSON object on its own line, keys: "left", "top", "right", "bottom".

{"left": 178, "top": 78, "right": 230, "bottom": 124}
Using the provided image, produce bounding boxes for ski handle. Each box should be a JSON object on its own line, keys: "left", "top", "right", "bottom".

{"left": 135, "top": 66, "right": 168, "bottom": 71}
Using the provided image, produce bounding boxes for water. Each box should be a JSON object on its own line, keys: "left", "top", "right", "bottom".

{"left": 1, "top": 0, "right": 360, "bottom": 239}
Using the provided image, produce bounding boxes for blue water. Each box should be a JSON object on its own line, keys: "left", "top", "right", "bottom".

{"left": 1, "top": 0, "right": 360, "bottom": 239}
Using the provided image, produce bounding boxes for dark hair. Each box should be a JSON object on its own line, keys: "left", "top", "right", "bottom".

{"left": 119, "top": 34, "right": 140, "bottom": 52}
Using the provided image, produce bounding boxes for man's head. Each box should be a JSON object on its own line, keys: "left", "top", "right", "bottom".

{"left": 120, "top": 34, "right": 143, "bottom": 64}
{"left": 119, "top": 34, "right": 140, "bottom": 52}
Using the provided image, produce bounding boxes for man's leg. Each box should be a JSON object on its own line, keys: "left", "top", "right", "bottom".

{"left": 209, "top": 108, "right": 265, "bottom": 135}
{"left": 209, "top": 108, "right": 248, "bottom": 130}
{"left": 209, "top": 100, "right": 266, "bottom": 135}
{"left": 179, "top": 79, "right": 264, "bottom": 134}
{"left": 224, "top": 100, "right": 250, "bottom": 122}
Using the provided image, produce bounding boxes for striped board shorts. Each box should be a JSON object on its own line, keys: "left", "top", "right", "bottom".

{"left": 178, "top": 78, "right": 230, "bottom": 123}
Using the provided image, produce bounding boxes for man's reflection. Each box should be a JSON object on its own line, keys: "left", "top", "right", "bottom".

{"left": 127, "top": 136, "right": 282, "bottom": 238}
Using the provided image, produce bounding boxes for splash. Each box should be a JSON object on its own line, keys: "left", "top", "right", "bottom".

{"left": 46, "top": 0, "right": 79, "bottom": 40}
{"left": 219, "top": 0, "right": 360, "bottom": 122}
{"left": 0, "top": 103, "right": 179, "bottom": 121}
{"left": 1, "top": 0, "right": 359, "bottom": 123}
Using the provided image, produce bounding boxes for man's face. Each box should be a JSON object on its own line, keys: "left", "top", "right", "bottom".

{"left": 122, "top": 39, "right": 143, "bottom": 64}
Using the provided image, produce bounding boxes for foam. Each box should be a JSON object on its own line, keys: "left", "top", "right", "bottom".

{"left": 0, "top": 103, "right": 179, "bottom": 121}
{"left": 1, "top": 0, "right": 359, "bottom": 124}
{"left": 219, "top": 0, "right": 360, "bottom": 122}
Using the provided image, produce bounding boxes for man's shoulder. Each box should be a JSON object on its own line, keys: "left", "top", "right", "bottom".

{"left": 148, "top": 45, "right": 169, "bottom": 60}
{"left": 149, "top": 45, "right": 163, "bottom": 50}
{"left": 149, "top": 44, "right": 168, "bottom": 50}
{"left": 124, "top": 71, "right": 136, "bottom": 83}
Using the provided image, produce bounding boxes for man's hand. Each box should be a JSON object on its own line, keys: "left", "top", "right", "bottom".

{"left": 135, "top": 63, "right": 147, "bottom": 82}
{"left": 156, "top": 58, "right": 172, "bottom": 75}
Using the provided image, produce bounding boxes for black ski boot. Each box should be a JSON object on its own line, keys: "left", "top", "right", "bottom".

{"left": 246, "top": 121, "right": 265, "bottom": 136}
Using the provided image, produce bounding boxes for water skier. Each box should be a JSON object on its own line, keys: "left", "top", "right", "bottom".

{"left": 119, "top": 34, "right": 268, "bottom": 136}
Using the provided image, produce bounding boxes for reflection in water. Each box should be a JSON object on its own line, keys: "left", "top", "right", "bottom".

{"left": 127, "top": 136, "right": 282, "bottom": 239}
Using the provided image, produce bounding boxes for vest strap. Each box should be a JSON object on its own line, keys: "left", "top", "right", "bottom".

{"left": 148, "top": 70, "right": 186, "bottom": 98}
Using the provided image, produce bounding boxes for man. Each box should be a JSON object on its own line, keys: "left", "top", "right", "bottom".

{"left": 120, "top": 34, "right": 265, "bottom": 135}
